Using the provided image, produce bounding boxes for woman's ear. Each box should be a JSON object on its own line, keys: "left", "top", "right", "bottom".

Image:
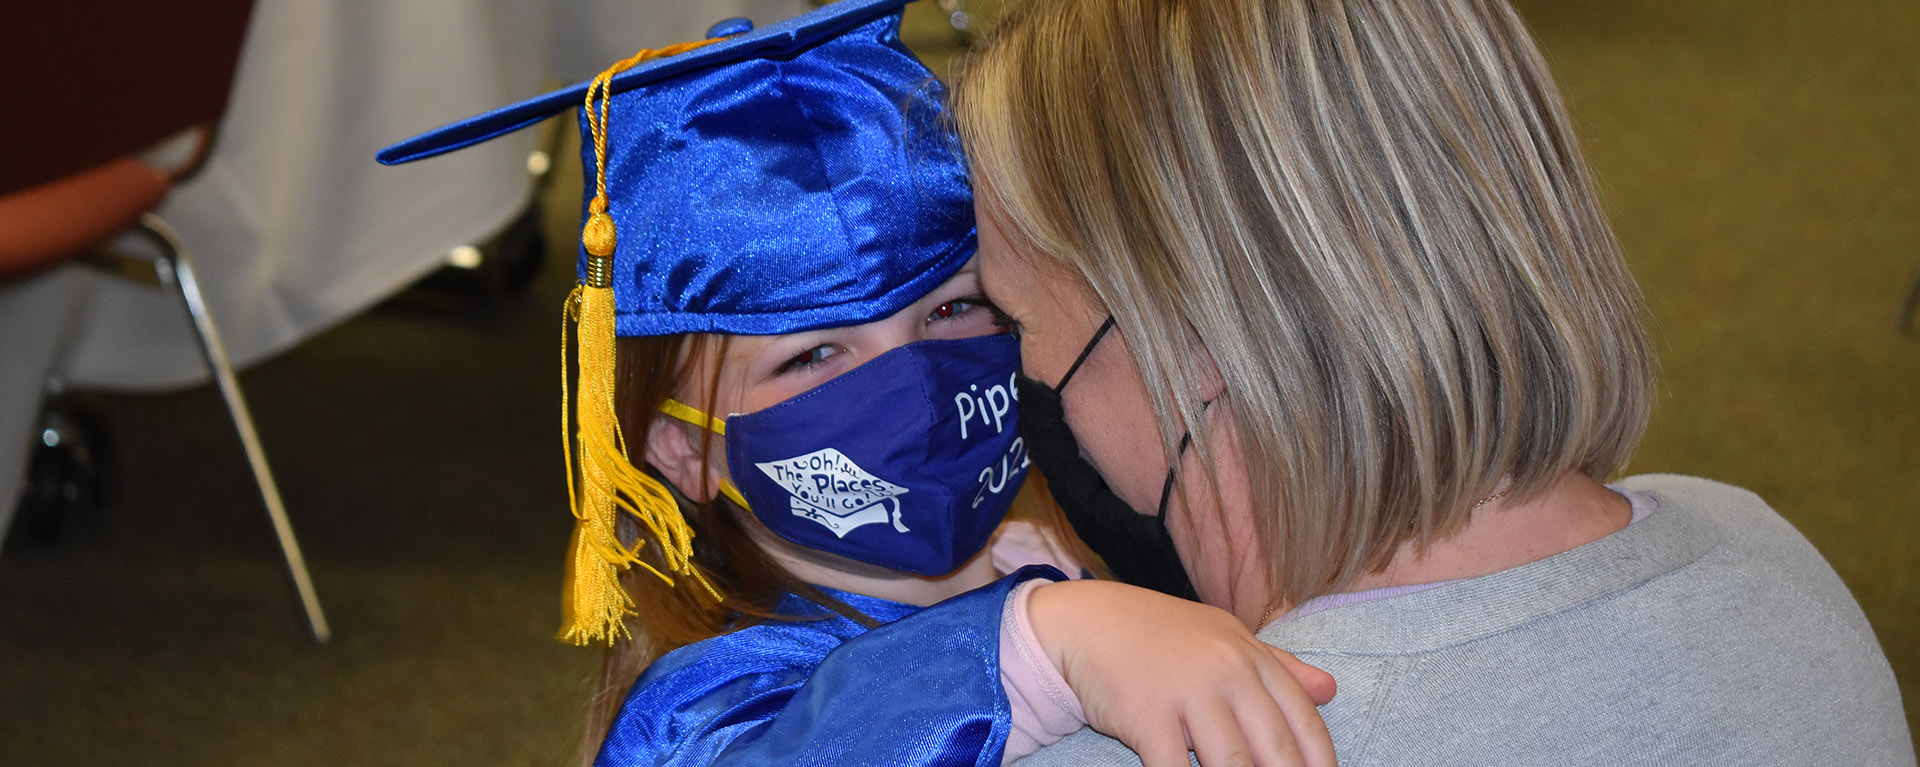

{"left": 643, "top": 415, "right": 728, "bottom": 503}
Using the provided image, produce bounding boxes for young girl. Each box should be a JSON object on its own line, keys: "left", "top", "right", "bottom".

{"left": 379, "top": 2, "right": 1334, "bottom": 766}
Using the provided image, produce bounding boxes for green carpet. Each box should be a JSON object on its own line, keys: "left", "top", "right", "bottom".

{"left": 1518, "top": 0, "right": 1919, "bottom": 734}
{"left": 1, "top": 2, "right": 1912, "bottom": 764}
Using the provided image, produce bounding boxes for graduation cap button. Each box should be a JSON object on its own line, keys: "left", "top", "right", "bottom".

{"left": 706, "top": 17, "right": 754, "bottom": 38}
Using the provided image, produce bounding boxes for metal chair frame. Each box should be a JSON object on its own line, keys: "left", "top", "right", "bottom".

{"left": 132, "top": 214, "right": 330, "bottom": 643}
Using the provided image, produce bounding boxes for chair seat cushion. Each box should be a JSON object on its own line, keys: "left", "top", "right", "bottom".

{"left": 0, "top": 157, "right": 168, "bottom": 283}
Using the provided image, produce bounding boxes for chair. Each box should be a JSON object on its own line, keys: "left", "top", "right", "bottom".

{"left": 0, "top": 0, "right": 330, "bottom": 643}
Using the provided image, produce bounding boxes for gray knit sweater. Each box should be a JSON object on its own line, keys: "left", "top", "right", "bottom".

{"left": 1017, "top": 474, "right": 1915, "bottom": 766}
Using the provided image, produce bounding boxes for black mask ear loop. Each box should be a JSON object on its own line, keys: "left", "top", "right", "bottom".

{"left": 1051, "top": 316, "right": 1116, "bottom": 393}
{"left": 1156, "top": 433, "right": 1194, "bottom": 519}
{"left": 1055, "top": 315, "right": 1188, "bottom": 535}
{"left": 1022, "top": 314, "right": 1199, "bottom": 599}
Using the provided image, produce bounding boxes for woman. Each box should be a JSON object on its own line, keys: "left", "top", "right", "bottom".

{"left": 952, "top": 0, "right": 1914, "bottom": 763}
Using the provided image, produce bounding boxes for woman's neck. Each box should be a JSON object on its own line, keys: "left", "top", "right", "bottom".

{"left": 1342, "top": 470, "right": 1632, "bottom": 593}
{"left": 753, "top": 527, "right": 1002, "bottom": 607}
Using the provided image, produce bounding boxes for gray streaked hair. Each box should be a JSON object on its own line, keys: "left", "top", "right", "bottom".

{"left": 954, "top": 0, "right": 1653, "bottom": 606}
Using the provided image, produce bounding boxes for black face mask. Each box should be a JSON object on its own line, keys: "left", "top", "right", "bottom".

{"left": 1016, "top": 316, "right": 1200, "bottom": 600}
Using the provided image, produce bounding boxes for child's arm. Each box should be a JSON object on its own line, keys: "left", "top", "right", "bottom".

{"left": 1012, "top": 579, "right": 1337, "bottom": 767}
{"left": 600, "top": 567, "right": 1329, "bottom": 767}
{"left": 1000, "top": 579, "right": 1088, "bottom": 758}
{"left": 605, "top": 567, "right": 1061, "bottom": 767}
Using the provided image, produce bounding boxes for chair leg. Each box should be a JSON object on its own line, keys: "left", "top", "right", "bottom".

{"left": 137, "top": 214, "right": 331, "bottom": 644}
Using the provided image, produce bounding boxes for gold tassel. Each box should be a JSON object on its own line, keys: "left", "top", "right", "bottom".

{"left": 558, "top": 36, "right": 730, "bottom": 647}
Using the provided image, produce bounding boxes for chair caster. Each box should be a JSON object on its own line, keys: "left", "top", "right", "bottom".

{"left": 13, "top": 399, "right": 109, "bottom": 546}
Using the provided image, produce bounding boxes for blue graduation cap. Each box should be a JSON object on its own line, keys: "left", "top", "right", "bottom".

{"left": 379, "top": 0, "right": 975, "bottom": 338}
{"left": 377, "top": 0, "right": 976, "bottom": 646}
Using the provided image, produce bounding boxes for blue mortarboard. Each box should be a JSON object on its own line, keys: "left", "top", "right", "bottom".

{"left": 377, "top": 0, "right": 975, "bottom": 646}
{"left": 379, "top": 0, "right": 975, "bottom": 338}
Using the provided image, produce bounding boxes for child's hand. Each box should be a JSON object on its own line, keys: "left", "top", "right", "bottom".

{"left": 1028, "top": 579, "right": 1336, "bottom": 767}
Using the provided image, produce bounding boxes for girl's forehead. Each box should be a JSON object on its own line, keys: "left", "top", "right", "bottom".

{"left": 729, "top": 260, "right": 983, "bottom": 347}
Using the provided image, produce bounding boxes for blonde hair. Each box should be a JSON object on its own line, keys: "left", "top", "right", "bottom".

{"left": 954, "top": 0, "right": 1653, "bottom": 607}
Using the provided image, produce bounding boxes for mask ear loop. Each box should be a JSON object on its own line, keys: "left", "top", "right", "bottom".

{"left": 1155, "top": 432, "right": 1194, "bottom": 521}
{"left": 1051, "top": 314, "right": 1203, "bottom": 575}
{"left": 1053, "top": 314, "right": 1188, "bottom": 527}
{"left": 1053, "top": 315, "right": 1116, "bottom": 393}
{"left": 659, "top": 398, "right": 753, "bottom": 511}
{"left": 1057, "top": 314, "right": 1190, "bottom": 527}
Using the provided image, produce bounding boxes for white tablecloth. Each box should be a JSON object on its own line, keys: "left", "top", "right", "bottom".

{"left": 0, "top": 0, "right": 811, "bottom": 541}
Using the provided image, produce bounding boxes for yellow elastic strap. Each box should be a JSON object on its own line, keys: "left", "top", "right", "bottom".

{"left": 660, "top": 398, "right": 728, "bottom": 435}
{"left": 716, "top": 481, "right": 752, "bottom": 514}
{"left": 659, "top": 399, "right": 753, "bottom": 512}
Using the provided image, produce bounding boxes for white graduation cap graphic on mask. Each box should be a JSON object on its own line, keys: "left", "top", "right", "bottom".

{"left": 755, "top": 448, "right": 911, "bottom": 538}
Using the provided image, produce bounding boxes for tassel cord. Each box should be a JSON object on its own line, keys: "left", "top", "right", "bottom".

{"left": 558, "top": 34, "right": 735, "bottom": 647}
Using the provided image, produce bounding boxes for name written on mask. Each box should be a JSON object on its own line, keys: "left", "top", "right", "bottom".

{"left": 955, "top": 372, "right": 1029, "bottom": 508}
{"left": 953, "top": 372, "right": 1019, "bottom": 440}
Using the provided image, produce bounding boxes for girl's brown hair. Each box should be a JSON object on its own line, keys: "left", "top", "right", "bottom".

{"left": 572, "top": 334, "right": 877, "bottom": 765}
{"left": 954, "top": 0, "right": 1653, "bottom": 609}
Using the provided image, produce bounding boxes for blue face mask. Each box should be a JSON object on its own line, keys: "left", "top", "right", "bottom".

{"left": 663, "top": 334, "right": 1030, "bottom": 575}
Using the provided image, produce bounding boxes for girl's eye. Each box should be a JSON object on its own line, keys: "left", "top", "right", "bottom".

{"left": 927, "top": 300, "right": 972, "bottom": 322}
{"left": 927, "top": 296, "right": 1008, "bottom": 328}
{"left": 776, "top": 345, "right": 839, "bottom": 374}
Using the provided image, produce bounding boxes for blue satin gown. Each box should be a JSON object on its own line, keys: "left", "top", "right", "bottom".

{"left": 595, "top": 565, "right": 1064, "bottom": 767}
